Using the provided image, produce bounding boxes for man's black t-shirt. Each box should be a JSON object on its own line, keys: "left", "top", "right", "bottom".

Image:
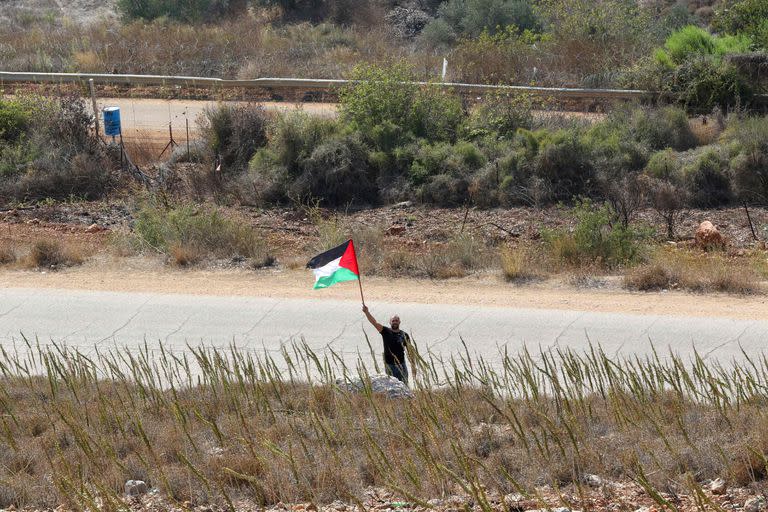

{"left": 381, "top": 326, "right": 410, "bottom": 365}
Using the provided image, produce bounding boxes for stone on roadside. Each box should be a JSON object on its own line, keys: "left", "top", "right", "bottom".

{"left": 710, "top": 477, "right": 727, "bottom": 495}
{"left": 583, "top": 474, "right": 603, "bottom": 487}
{"left": 746, "top": 496, "right": 766, "bottom": 512}
{"left": 695, "top": 221, "right": 725, "bottom": 250}
{"left": 335, "top": 374, "right": 414, "bottom": 399}
{"left": 86, "top": 223, "right": 103, "bottom": 233}
{"left": 124, "top": 479, "right": 148, "bottom": 496}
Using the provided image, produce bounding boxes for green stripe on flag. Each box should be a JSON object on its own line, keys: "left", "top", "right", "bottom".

{"left": 313, "top": 267, "right": 359, "bottom": 289}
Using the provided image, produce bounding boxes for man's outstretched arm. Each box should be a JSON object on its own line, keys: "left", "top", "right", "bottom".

{"left": 362, "top": 305, "right": 384, "bottom": 332}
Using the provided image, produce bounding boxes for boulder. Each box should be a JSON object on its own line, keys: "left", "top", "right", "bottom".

{"left": 746, "top": 496, "right": 766, "bottom": 512}
{"left": 124, "top": 480, "right": 148, "bottom": 496}
{"left": 335, "top": 374, "right": 414, "bottom": 399}
{"left": 710, "top": 477, "right": 727, "bottom": 495}
{"left": 695, "top": 221, "right": 725, "bottom": 250}
{"left": 85, "top": 223, "right": 103, "bottom": 233}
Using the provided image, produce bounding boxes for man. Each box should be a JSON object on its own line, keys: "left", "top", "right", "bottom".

{"left": 362, "top": 305, "right": 416, "bottom": 385}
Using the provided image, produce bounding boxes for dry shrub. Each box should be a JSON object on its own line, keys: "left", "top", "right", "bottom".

{"left": 624, "top": 263, "right": 671, "bottom": 291}
{"left": 123, "top": 131, "right": 165, "bottom": 167}
{"left": 500, "top": 245, "right": 545, "bottom": 282}
{"left": 169, "top": 242, "right": 204, "bottom": 267}
{"left": 624, "top": 248, "right": 761, "bottom": 294}
{"left": 24, "top": 240, "right": 84, "bottom": 269}
{"left": 0, "top": 245, "right": 18, "bottom": 265}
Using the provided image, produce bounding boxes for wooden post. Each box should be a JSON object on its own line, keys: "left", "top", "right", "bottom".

{"left": 89, "top": 79, "right": 99, "bottom": 137}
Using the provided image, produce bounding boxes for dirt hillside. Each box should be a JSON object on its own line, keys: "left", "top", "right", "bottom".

{"left": 0, "top": 0, "right": 117, "bottom": 25}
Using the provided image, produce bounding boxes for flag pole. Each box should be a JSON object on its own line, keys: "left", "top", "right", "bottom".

{"left": 352, "top": 239, "right": 365, "bottom": 306}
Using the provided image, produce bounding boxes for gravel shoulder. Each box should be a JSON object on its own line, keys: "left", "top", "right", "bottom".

{"left": 2, "top": 260, "right": 767, "bottom": 321}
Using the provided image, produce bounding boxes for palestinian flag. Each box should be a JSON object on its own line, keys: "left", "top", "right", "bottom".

{"left": 306, "top": 240, "right": 360, "bottom": 289}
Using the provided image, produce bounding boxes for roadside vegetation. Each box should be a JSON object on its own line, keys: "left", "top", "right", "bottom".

{"left": 2, "top": 0, "right": 768, "bottom": 109}
{"left": 2, "top": 341, "right": 768, "bottom": 509}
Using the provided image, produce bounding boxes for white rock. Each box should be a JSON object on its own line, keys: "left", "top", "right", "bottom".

{"left": 124, "top": 480, "right": 148, "bottom": 496}
{"left": 710, "top": 477, "right": 727, "bottom": 495}
{"left": 583, "top": 474, "right": 603, "bottom": 487}
{"left": 335, "top": 374, "right": 414, "bottom": 399}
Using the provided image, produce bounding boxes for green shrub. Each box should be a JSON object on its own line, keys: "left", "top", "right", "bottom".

{"left": 0, "top": 96, "right": 116, "bottom": 204}
{"left": 420, "top": 174, "right": 470, "bottom": 206}
{"left": 682, "top": 147, "right": 732, "bottom": 207}
{"left": 713, "top": 0, "right": 768, "bottom": 49}
{"left": 421, "top": 0, "right": 540, "bottom": 46}
{"left": 339, "top": 62, "right": 417, "bottom": 138}
{"left": 631, "top": 107, "right": 697, "bottom": 151}
{"left": 534, "top": 129, "right": 595, "bottom": 202}
{"left": 645, "top": 149, "right": 683, "bottom": 182}
{"left": 292, "top": 134, "right": 378, "bottom": 206}
{"left": 543, "top": 200, "right": 645, "bottom": 268}
{"left": 132, "top": 201, "right": 270, "bottom": 265}
{"left": 467, "top": 93, "right": 533, "bottom": 139}
{"left": 267, "top": 112, "right": 339, "bottom": 173}
{"left": 200, "top": 103, "right": 268, "bottom": 174}
{"left": 117, "top": 0, "right": 248, "bottom": 23}
{"left": 340, "top": 63, "right": 464, "bottom": 145}
{"left": 654, "top": 26, "right": 751, "bottom": 68}
{"left": 725, "top": 116, "right": 768, "bottom": 204}
{"left": 665, "top": 56, "right": 752, "bottom": 111}
{"left": 0, "top": 100, "right": 31, "bottom": 144}
{"left": 410, "top": 87, "right": 464, "bottom": 143}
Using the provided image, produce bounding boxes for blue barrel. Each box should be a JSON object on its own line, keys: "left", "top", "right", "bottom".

{"left": 103, "top": 107, "right": 121, "bottom": 136}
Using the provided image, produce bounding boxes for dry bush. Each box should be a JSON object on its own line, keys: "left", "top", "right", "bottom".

{"left": 169, "top": 242, "right": 204, "bottom": 267}
{"left": 23, "top": 239, "right": 84, "bottom": 269}
{"left": 624, "top": 248, "right": 762, "bottom": 294}
{"left": 0, "top": 245, "right": 18, "bottom": 265}
{"left": 499, "top": 245, "right": 546, "bottom": 282}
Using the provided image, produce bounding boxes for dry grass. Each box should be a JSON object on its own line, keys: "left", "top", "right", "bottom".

{"left": 22, "top": 239, "right": 84, "bottom": 269}
{"left": 1, "top": 342, "right": 768, "bottom": 509}
{"left": 624, "top": 247, "right": 762, "bottom": 294}
{"left": 0, "top": 244, "right": 18, "bottom": 265}
{"left": 500, "top": 245, "right": 546, "bottom": 282}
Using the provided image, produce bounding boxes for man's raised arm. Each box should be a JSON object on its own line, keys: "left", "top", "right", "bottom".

{"left": 362, "top": 305, "right": 384, "bottom": 332}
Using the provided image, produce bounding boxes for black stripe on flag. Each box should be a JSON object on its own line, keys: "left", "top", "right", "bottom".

{"left": 306, "top": 240, "right": 351, "bottom": 269}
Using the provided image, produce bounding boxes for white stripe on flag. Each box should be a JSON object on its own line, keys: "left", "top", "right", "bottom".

{"left": 311, "top": 256, "right": 342, "bottom": 282}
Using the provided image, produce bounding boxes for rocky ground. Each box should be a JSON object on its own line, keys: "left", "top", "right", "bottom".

{"left": 118, "top": 479, "right": 768, "bottom": 512}
{"left": 2, "top": 201, "right": 767, "bottom": 258}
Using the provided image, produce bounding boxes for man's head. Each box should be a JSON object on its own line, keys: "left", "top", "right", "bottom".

{"left": 390, "top": 315, "right": 401, "bottom": 330}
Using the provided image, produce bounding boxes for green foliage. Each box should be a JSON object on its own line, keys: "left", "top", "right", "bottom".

{"left": 116, "top": 0, "right": 248, "bottom": 22}
{"left": 467, "top": 93, "right": 533, "bottom": 139}
{"left": 0, "top": 96, "right": 116, "bottom": 204}
{"left": 713, "top": 0, "right": 768, "bottom": 49}
{"left": 296, "top": 134, "right": 378, "bottom": 205}
{"left": 340, "top": 63, "right": 464, "bottom": 145}
{"left": 724, "top": 115, "right": 768, "bottom": 204}
{"left": 654, "top": 26, "right": 751, "bottom": 67}
{"left": 665, "top": 56, "right": 752, "bottom": 111}
{"left": 200, "top": 103, "right": 268, "bottom": 173}
{"left": 0, "top": 100, "right": 31, "bottom": 144}
{"left": 645, "top": 149, "right": 683, "bottom": 183}
{"left": 534, "top": 129, "right": 595, "bottom": 202}
{"left": 421, "top": 0, "right": 540, "bottom": 47}
{"left": 544, "top": 200, "right": 645, "bottom": 268}
{"left": 133, "top": 201, "right": 266, "bottom": 260}
{"left": 682, "top": 147, "right": 732, "bottom": 207}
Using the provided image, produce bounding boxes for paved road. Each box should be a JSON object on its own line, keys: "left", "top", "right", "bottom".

{"left": 0, "top": 288, "right": 765, "bottom": 369}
